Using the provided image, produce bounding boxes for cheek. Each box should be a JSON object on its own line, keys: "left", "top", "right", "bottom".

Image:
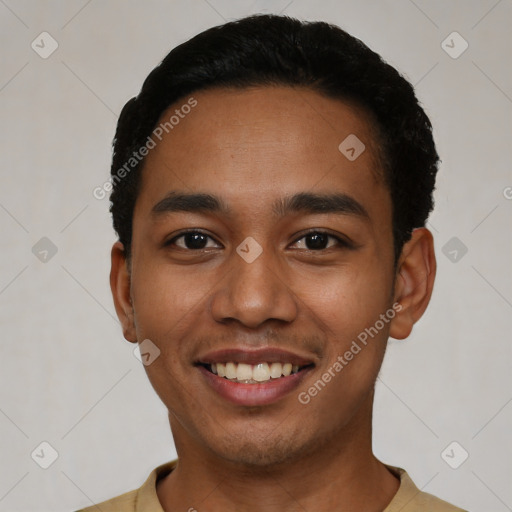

{"left": 130, "top": 256, "right": 211, "bottom": 342}
{"left": 299, "top": 263, "right": 393, "bottom": 343}
{"left": 129, "top": 258, "right": 208, "bottom": 411}
{"left": 296, "top": 262, "right": 393, "bottom": 400}
{"left": 296, "top": 270, "right": 391, "bottom": 426}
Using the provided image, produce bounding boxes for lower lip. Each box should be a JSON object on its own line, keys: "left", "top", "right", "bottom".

{"left": 198, "top": 365, "right": 311, "bottom": 406}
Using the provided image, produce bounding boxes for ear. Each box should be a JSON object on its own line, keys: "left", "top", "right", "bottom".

{"left": 389, "top": 228, "right": 436, "bottom": 340}
{"left": 110, "top": 241, "right": 137, "bottom": 343}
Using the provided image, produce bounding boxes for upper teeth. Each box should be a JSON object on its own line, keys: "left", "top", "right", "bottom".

{"left": 211, "top": 362, "right": 300, "bottom": 382}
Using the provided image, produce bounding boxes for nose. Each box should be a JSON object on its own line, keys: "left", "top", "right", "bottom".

{"left": 210, "top": 242, "right": 298, "bottom": 329}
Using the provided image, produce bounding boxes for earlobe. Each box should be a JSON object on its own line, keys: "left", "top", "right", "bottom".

{"left": 389, "top": 228, "right": 436, "bottom": 340}
{"left": 110, "top": 241, "right": 137, "bottom": 343}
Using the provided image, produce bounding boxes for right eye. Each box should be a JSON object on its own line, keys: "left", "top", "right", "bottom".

{"left": 165, "top": 231, "right": 221, "bottom": 250}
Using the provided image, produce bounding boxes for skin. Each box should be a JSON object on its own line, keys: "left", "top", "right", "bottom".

{"left": 110, "top": 86, "right": 436, "bottom": 512}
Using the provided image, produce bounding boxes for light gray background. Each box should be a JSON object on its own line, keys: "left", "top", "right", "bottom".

{"left": 0, "top": 1, "right": 510, "bottom": 511}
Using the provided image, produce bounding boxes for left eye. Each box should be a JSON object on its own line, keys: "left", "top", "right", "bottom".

{"left": 293, "top": 232, "right": 343, "bottom": 250}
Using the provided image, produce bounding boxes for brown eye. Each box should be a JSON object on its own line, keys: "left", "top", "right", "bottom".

{"left": 293, "top": 231, "right": 347, "bottom": 251}
{"left": 168, "top": 231, "right": 220, "bottom": 250}
{"left": 304, "top": 233, "right": 329, "bottom": 250}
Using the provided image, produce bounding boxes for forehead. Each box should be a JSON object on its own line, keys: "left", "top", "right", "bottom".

{"left": 136, "top": 86, "right": 389, "bottom": 221}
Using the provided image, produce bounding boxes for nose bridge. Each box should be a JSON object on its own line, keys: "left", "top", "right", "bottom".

{"left": 234, "top": 240, "right": 275, "bottom": 292}
{"left": 211, "top": 238, "right": 297, "bottom": 328}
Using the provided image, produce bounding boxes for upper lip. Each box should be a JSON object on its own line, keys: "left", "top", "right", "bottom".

{"left": 196, "top": 347, "right": 316, "bottom": 367}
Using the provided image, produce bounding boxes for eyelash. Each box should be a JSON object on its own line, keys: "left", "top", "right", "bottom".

{"left": 165, "top": 229, "right": 351, "bottom": 251}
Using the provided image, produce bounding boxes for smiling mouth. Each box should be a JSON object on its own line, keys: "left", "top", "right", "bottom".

{"left": 200, "top": 361, "right": 313, "bottom": 384}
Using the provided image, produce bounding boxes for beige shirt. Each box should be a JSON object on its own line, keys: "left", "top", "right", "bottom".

{"left": 76, "top": 460, "right": 467, "bottom": 511}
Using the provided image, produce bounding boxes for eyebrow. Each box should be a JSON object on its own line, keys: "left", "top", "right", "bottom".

{"left": 151, "top": 191, "right": 369, "bottom": 220}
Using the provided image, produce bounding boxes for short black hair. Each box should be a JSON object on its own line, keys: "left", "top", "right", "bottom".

{"left": 109, "top": 14, "right": 439, "bottom": 262}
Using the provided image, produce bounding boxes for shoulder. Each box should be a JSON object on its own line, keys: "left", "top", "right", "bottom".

{"left": 384, "top": 466, "right": 467, "bottom": 512}
{"left": 75, "top": 489, "right": 138, "bottom": 512}
{"left": 74, "top": 460, "right": 177, "bottom": 512}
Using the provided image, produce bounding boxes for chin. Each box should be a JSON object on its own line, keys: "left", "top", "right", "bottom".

{"left": 210, "top": 429, "right": 317, "bottom": 469}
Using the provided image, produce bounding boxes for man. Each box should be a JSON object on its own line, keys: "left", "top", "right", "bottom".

{"left": 78, "top": 14, "right": 466, "bottom": 512}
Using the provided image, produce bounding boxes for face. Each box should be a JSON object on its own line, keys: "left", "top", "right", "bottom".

{"left": 114, "top": 86, "right": 404, "bottom": 467}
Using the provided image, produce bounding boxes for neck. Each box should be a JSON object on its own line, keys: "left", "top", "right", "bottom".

{"left": 157, "top": 395, "right": 399, "bottom": 512}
